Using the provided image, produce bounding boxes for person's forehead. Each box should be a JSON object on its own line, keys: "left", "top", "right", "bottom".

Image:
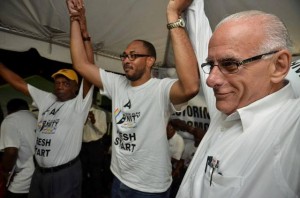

{"left": 125, "top": 41, "right": 146, "bottom": 53}
{"left": 208, "top": 21, "right": 262, "bottom": 58}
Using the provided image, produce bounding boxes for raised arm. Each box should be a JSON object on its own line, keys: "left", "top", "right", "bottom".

{"left": 167, "top": 0, "right": 200, "bottom": 105}
{"left": 69, "top": 3, "right": 94, "bottom": 97}
{"left": 0, "top": 62, "right": 29, "bottom": 96}
{"left": 67, "top": 0, "right": 103, "bottom": 90}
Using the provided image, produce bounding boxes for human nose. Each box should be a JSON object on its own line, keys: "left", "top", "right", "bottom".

{"left": 55, "top": 82, "right": 63, "bottom": 89}
{"left": 206, "top": 66, "right": 224, "bottom": 88}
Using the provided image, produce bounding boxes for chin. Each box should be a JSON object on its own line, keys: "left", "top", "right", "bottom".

{"left": 125, "top": 74, "right": 138, "bottom": 81}
{"left": 216, "top": 102, "right": 236, "bottom": 115}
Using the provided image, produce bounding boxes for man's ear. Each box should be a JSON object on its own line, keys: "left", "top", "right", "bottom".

{"left": 146, "top": 57, "right": 156, "bottom": 69}
{"left": 270, "top": 49, "right": 292, "bottom": 84}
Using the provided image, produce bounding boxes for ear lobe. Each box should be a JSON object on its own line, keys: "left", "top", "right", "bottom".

{"left": 270, "top": 50, "right": 291, "bottom": 84}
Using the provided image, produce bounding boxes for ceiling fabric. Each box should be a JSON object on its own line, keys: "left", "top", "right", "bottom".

{"left": 0, "top": 0, "right": 299, "bottom": 74}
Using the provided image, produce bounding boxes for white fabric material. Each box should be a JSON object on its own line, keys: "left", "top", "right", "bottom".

{"left": 100, "top": 68, "right": 177, "bottom": 193}
{"left": 185, "top": 0, "right": 215, "bottom": 117}
{"left": 186, "top": 0, "right": 212, "bottom": 68}
{"left": 0, "top": 31, "right": 125, "bottom": 74}
{"left": 178, "top": 0, "right": 300, "bottom": 196}
{"left": 168, "top": 133, "right": 184, "bottom": 161}
{"left": 171, "top": 88, "right": 211, "bottom": 136}
{"left": 82, "top": 106, "right": 107, "bottom": 142}
{"left": 177, "top": 82, "right": 300, "bottom": 198}
{"left": 1, "top": 0, "right": 300, "bottom": 73}
{"left": 286, "top": 59, "right": 300, "bottom": 97}
{"left": 180, "top": 139, "right": 197, "bottom": 168}
{"left": 28, "top": 82, "right": 93, "bottom": 167}
{"left": 0, "top": 110, "right": 36, "bottom": 193}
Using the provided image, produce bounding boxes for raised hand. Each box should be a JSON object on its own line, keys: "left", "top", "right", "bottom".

{"left": 66, "top": 0, "right": 79, "bottom": 15}
{"left": 167, "top": 0, "right": 192, "bottom": 17}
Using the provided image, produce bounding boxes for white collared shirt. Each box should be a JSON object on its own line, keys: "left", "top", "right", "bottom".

{"left": 177, "top": 83, "right": 300, "bottom": 198}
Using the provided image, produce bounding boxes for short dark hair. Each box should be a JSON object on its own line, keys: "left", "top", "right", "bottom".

{"left": 6, "top": 98, "right": 29, "bottom": 114}
{"left": 134, "top": 39, "right": 157, "bottom": 60}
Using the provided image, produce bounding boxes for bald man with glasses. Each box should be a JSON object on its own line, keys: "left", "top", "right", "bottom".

{"left": 177, "top": 10, "right": 300, "bottom": 198}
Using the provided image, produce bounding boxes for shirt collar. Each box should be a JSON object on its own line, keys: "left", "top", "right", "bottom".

{"left": 222, "top": 81, "right": 295, "bottom": 132}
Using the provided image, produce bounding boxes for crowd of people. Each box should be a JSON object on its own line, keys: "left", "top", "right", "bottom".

{"left": 0, "top": 0, "right": 299, "bottom": 197}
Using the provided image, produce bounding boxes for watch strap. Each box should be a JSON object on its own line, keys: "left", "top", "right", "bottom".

{"left": 167, "top": 17, "right": 185, "bottom": 30}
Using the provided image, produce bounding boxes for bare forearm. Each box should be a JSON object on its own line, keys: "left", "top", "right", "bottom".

{"left": 0, "top": 63, "right": 29, "bottom": 95}
{"left": 2, "top": 148, "right": 18, "bottom": 173}
{"left": 70, "top": 19, "right": 102, "bottom": 88}
{"left": 70, "top": 20, "right": 89, "bottom": 74}
{"left": 168, "top": 15, "right": 199, "bottom": 94}
{"left": 167, "top": 0, "right": 200, "bottom": 104}
{"left": 82, "top": 33, "right": 94, "bottom": 96}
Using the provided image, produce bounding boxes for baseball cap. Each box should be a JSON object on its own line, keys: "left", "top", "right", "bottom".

{"left": 51, "top": 69, "right": 78, "bottom": 83}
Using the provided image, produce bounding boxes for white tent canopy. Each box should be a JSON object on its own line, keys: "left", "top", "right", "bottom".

{"left": 1, "top": 0, "right": 299, "bottom": 75}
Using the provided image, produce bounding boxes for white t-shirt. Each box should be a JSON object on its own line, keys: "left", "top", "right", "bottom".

{"left": 0, "top": 110, "right": 36, "bottom": 193}
{"left": 28, "top": 82, "right": 93, "bottom": 167}
{"left": 168, "top": 133, "right": 185, "bottom": 161}
{"left": 100, "top": 69, "right": 180, "bottom": 193}
{"left": 82, "top": 106, "right": 107, "bottom": 142}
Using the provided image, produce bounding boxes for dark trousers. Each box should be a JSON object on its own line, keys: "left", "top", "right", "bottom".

{"left": 28, "top": 159, "right": 82, "bottom": 198}
{"left": 111, "top": 176, "right": 170, "bottom": 198}
{"left": 5, "top": 191, "right": 28, "bottom": 198}
{"left": 80, "top": 138, "right": 112, "bottom": 198}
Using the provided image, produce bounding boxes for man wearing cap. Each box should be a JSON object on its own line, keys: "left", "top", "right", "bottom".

{"left": 0, "top": 63, "right": 94, "bottom": 198}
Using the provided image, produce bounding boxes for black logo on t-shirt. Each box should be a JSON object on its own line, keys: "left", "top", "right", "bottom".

{"left": 123, "top": 99, "right": 131, "bottom": 109}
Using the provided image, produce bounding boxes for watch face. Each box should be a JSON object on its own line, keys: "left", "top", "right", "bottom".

{"left": 179, "top": 18, "right": 185, "bottom": 27}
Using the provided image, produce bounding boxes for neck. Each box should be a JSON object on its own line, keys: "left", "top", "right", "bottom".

{"left": 130, "top": 76, "right": 151, "bottom": 87}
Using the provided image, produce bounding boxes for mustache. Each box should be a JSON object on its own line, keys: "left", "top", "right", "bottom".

{"left": 123, "top": 63, "right": 133, "bottom": 69}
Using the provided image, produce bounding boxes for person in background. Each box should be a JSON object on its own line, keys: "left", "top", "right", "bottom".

{"left": 177, "top": 10, "right": 300, "bottom": 198}
{"left": 68, "top": 5, "right": 113, "bottom": 198}
{"left": 0, "top": 98, "right": 36, "bottom": 198}
{"left": 67, "top": 0, "right": 199, "bottom": 197}
{"left": 167, "top": 118, "right": 205, "bottom": 198}
{"left": 0, "top": 61, "right": 93, "bottom": 198}
{"left": 80, "top": 92, "right": 111, "bottom": 198}
{"left": 169, "top": 119, "right": 205, "bottom": 169}
{"left": 166, "top": 121, "right": 185, "bottom": 198}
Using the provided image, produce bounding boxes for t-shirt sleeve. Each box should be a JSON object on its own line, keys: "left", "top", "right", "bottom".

{"left": 160, "top": 78, "right": 188, "bottom": 113}
{"left": 0, "top": 119, "right": 20, "bottom": 149}
{"left": 99, "top": 68, "right": 123, "bottom": 99}
{"left": 28, "top": 84, "right": 55, "bottom": 111}
{"left": 74, "top": 80, "right": 94, "bottom": 112}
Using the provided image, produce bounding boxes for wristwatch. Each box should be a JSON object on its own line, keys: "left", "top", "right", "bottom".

{"left": 167, "top": 17, "right": 185, "bottom": 30}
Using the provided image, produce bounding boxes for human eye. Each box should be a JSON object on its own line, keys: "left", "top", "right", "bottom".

{"left": 129, "top": 54, "right": 136, "bottom": 60}
{"left": 64, "top": 82, "right": 71, "bottom": 87}
{"left": 220, "top": 60, "right": 238, "bottom": 73}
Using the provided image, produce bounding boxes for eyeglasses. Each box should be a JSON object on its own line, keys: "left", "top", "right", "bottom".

{"left": 120, "top": 53, "right": 151, "bottom": 61}
{"left": 201, "top": 50, "right": 279, "bottom": 74}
